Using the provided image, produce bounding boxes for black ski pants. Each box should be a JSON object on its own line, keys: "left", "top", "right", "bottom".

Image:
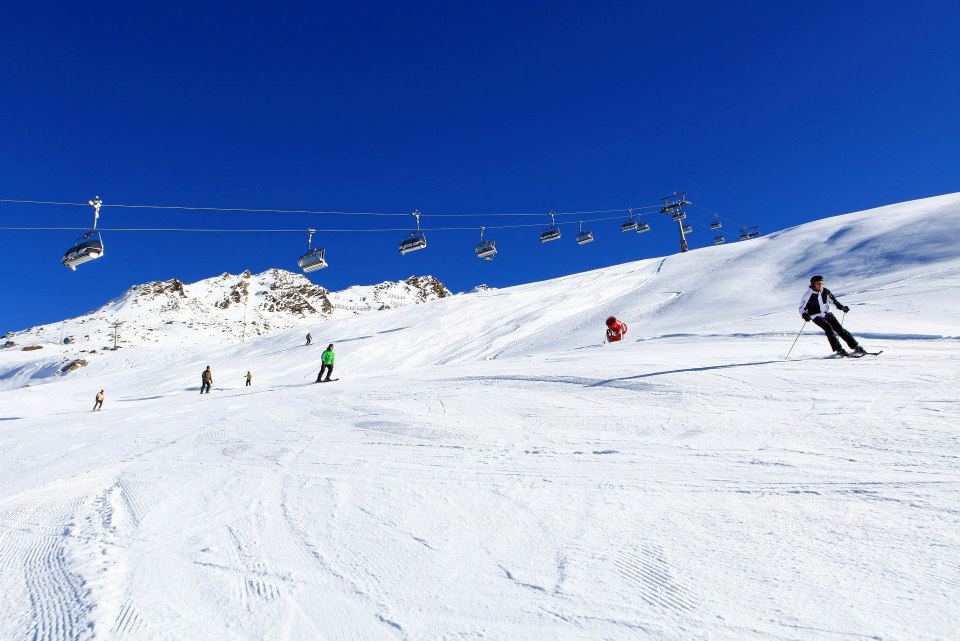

{"left": 317, "top": 364, "right": 334, "bottom": 382}
{"left": 813, "top": 313, "right": 859, "bottom": 352}
{"left": 246, "top": 380, "right": 252, "bottom": 387}
{"left": 200, "top": 381, "right": 211, "bottom": 394}
{"left": 93, "top": 400, "right": 103, "bottom": 411}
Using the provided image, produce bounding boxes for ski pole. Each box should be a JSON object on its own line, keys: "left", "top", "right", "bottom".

{"left": 784, "top": 321, "right": 807, "bottom": 360}
{"left": 840, "top": 311, "right": 846, "bottom": 327}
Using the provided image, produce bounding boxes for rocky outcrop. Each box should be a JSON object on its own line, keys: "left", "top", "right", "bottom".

{"left": 405, "top": 276, "right": 452, "bottom": 301}
{"left": 60, "top": 359, "right": 88, "bottom": 374}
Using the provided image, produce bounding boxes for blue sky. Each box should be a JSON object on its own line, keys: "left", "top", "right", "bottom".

{"left": 2, "top": 1, "right": 958, "bottom": 332}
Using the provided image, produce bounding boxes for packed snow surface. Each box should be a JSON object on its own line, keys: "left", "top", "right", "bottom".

{"left": 1, "top": 194, "right": 959, "bottom": 640}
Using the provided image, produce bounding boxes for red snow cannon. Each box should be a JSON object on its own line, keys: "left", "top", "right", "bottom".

{"left": 605, "top": 316, "right": 627, "bottom": 342}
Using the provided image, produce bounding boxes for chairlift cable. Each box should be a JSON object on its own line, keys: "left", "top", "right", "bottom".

{"left": 0, "top": 214, "right": 632, "bottom": 234}
{"left": 0, "top": 198, "right": 661, "bottom": 219}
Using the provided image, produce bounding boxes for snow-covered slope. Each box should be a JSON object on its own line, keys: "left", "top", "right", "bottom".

{"left": 1, "top": 194, "right": 958, "bottom": 640}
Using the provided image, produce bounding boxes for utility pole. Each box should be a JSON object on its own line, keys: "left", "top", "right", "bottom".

{"left": 112, "top": 321, "right": 124, "bottom": 350}
{"left": 241, "top": 286, "right": 249, "bottom": 342}
{"left": 660, "top": 193, "right": 692, "bottom": 253}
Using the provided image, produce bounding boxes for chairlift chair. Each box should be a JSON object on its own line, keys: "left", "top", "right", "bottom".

{"left": 682, "top": 224, "right": 693, "bottom": 234}
{"left": 636, "top": 221, "right": 651, "bottom": 233}
{"left": 62, "top": 232, "right": 104, "bottom": 270}
{"left": 709, "top": 216, "right": 722, "bottom": 230}
{"left": 539, "top": 211, "right": 561, "bottom": 244}
{"left": 62, "top": 196, "right": 104, "bottom": 271}
{"left": 399, "top": 210, "right": 428, "bottom": 254}
{"left": 621, "top": 208, "right": 638, "bottom": 232}
{"left": 738, "top": 228, "right": 750, "bottom": 241}
{"left": 713, "top": 235, "right": 725, "bottom": 244}
{"left": 575, "top": 221, "right": 594, "bottom": 245}
{"left": 475, "top": 227, "right": 497, "bottom": 260}
{"left": 297, "top": 229, "right": 328, "bottom": 272}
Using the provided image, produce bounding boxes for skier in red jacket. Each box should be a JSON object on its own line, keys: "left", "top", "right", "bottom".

{"left": 605, "top": 316, "right": 628, "bottom": 342}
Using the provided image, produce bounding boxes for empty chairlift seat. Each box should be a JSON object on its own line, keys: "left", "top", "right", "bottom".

{"left": 620, "top": 219, "right": 638, "bottom": 232}
{"left": 475, "top": 239, "right": 497, "bottom": 260}
{"left": 636, "top": 221, "right": 651, "bottom": 233}
{"left": 539, "top": 211, "right": 561, "bottom": 244}
{"left": 682, "top": 224, "right": 693, "bottom": 234}
{"left": 399, "top": 210, "right": 428, "bottom": 255}
{"left": 713, "top": 235, "right": 725, "bottom": 244}
{"left": 62, "top": 232, "right": 104, "bottom": 270}
{"left": 474, "top": 227, "right": 497, "bottom": 260}
{"left": 539, "top": 227, "right": 561, "bottom": 243}
{"left": 575, "top": 221, "right": 594, "bottom": 245}
{"left": 298, "top": 248, "right": 328, "bottom": 272}
{"left": 63, "top": 196, "right": 105, "bottom": 271}
{"left": 399, "top": 232, "right": 428, "bottom": 254}
{"left": 297, "top": 229, "right": 328, "bottom": 272}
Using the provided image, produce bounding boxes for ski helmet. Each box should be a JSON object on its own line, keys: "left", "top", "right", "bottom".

{"left": 606, "top": 316, "right": 617, "bottom": 327}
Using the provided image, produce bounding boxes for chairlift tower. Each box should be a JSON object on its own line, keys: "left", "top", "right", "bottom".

{"left": 660, "top": 192, "right": 692, "bottom": 253}
{"left": 111, "top": 321, "right": 124, "bottom": 350}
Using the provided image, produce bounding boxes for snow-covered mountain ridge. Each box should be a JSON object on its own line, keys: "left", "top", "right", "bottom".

{"left": 5, "top": 269, "right": 450, "bottom": 349}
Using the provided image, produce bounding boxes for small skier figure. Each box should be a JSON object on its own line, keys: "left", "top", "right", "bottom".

{"left": 93, "top": 390, "right": 105, "bottom": 411}
{"left": 200, "top": 366, "right": 213, "bottom": 394}
{"left": 799, "top": 275, "right": 866, "bottom": 357}
{"left": 245, "top": 371, "right": 253, "bottom": 387}
{"left": 317, "top": 344, "right": 335, "bottom": 382}
{"left": 605, "top": 316, "right": 628, "bottom": 343}
{"left": 306, "top": 333, "right": 313, "bottom": 346}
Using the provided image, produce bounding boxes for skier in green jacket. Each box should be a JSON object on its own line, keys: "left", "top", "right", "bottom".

{"left": 317, "top": 344, "right": 335, "bottom": 382}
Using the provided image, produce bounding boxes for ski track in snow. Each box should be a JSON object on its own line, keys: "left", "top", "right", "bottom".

{"left": 1, "top": 193, "right": 960, "bottom": 640}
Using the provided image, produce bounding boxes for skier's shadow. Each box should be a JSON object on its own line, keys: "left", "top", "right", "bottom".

{"left": 459, "top": 358, "right": 820, "bottom": 391}
{"left": 589, "top": 358, "right": 810, "bottom": 387}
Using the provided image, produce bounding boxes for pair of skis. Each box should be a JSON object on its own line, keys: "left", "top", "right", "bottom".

{"left": 836, "top": 350, "right": 883, "bottom": 359}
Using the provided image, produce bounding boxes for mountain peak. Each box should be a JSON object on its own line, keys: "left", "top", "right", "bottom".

{"left": 13, "top": 270, "right": 451, "bottom": 348}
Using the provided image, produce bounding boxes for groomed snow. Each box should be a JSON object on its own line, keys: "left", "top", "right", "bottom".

{"left": 1, "top": 194, "right": 959, "bottom": 640}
